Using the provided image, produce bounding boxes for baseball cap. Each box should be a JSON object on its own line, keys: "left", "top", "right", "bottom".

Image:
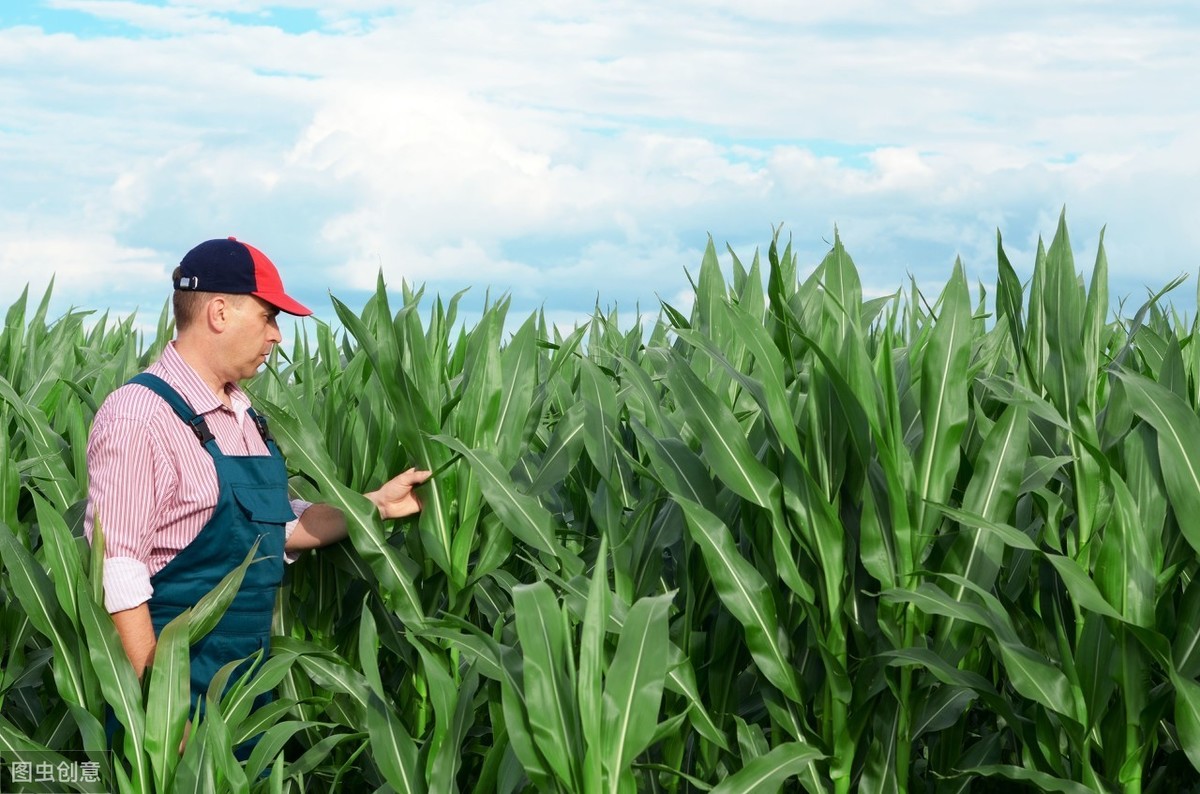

{"left": 176, "top": 237, "right": 312, "bottom": 316}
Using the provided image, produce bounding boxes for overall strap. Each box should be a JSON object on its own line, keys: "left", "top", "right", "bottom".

{"left": 127, "top": 373, "right": 218, "bottom": 449}
{"left": 246, "top": 407, "right": 275, "bottom": 446}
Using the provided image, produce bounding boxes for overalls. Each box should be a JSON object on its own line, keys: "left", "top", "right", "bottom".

{"left": 117, "top": 373, "right": 293, "bottom": 739}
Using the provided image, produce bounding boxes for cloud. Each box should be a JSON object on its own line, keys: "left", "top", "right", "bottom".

{"left": 0, "top": 222, "right": 168, "bottom": 311}
{"left": 44, "top": 1, "right": 223, "bottom": 35}
{"left": 1, "top": 1, "right": 1197, "bottom": 326}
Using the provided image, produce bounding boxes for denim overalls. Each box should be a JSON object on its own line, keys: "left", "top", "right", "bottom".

{"left": 131, "top": 372, "right": 292, "bottom": 725}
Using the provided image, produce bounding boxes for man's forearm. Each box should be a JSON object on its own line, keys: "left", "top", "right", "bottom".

{"left": 284, "top": 503, "right": 348, "bottom": 551}
{"left": 111, "top": 603, "right": 157, "bottom": 679}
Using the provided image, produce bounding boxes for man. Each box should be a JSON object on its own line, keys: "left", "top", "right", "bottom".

{"left": 84, "top": 237, "right": 430, "bottom": 732}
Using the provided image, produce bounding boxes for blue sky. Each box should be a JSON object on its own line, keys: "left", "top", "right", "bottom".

{"left": 2, "top": 0, "right": 1198, "bottom": 336}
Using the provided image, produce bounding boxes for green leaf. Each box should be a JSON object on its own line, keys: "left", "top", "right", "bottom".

{"left": 997, "top": 640, "right": 1078, "bottom": 721}
{"left": 629, "top": 418, "right": 716, "bottom": 512}
{"left": 358, "top": 600, "right": 386, "bottom": 698}
{"left": 820, "top": 229, "right": 863, "bottom": 345}
{"left": 580, "top": 536, "right": 609, "bottom": 790}
{"left": 1175, "top": 577, "right": 1200, "bottom": 678}
{"left": 1095, "top": 474, "right": 1155, "bottom": 627}
{"left": 912, "top": 686, "right": 975, "bottom": 739}
{"left": 187, "top": 539, "right": 261, "bottom": 645}
{"left": 914, "top": 259, "right": 972, "bottom": 550}
{"left": 232, "top": 698, "right": 298, "bottom": 747}
{"left": 536, "top": 559, "right": 729, "bottom": 753}
{"left": 411, "top": 637, "right": 456, "bottom": 775}
{"left": 675, "top": 300, "right": 801, "bottom": 459}
{"left": 0, "top": 520, "right": 89, "bottom": 711}
{"left": 1170, "top": 663, "right": 1200, "bottom": 776}
{"left": 1041, "top": 210, "right": 1087, "bottom": 418}
{"left": 934, "top": 505, "right": 1125, "bottom": 622}
{"left": 77, "top": 586, "right": 151, "bottom": 789}
{"left": 429, "top": 670, "right": 481, "bottom": 792}
{"left": 710, "top": 741, "right": 825, "bottom": 794}
{"left": 89, "top": 512, "right": 106, "bottom": 606}
{"left": 528, "top": 400, "right": 588, "bottom": 496}
{"left": 994, "top": 231, "right": 1028, "bottom": 377}
{"left": 368, "top": 693, "right": 426, "bottom": 794}
{"left": 734, "top": 716, "right": 770, "bottom": 762}
{"left": 144, "top": 612, "right": 191, "bottom": 792}
{"left": 1082, "top": 227, "right": 1109, "bottom": 409}
{"left": 513, "top": 582, "right": 583, "bottom": 791}
{"left": 432, "top": 435, "right": 569, "bottom": 561}
{"left": 676, "top": 499, "right": 801, "bottom": 702}
{"left": 295, "top": 650, "right": 372, "bottom": 716}
{"left": 578, "top": 356, "right": 624, "bottom": 496}
{"left": 1113, "top": 369, "right": 1200, "bottom": 555}
{"left": 202, "top": 694, "right": 248, "bottom": 793}
{"left": 32, "top": 493, "right": 85, "bottom": 629}
{"left": 944, "top": 403, "right": 1029, "bottom": 597}
{"left": 243, "top": 719, "right": 326, "bottom": 783}
{"left": 499, "top": 645, "right": 557, "bottom": 791}
{"left": 417, "top": 621, "right": 504, "bottom": 683}
{"left": 223, "top": 653, "right": 300, "bottom": 734}
{"left": 0, "top": 374, "right": 79, "bottom": 510}
{"left": 601, "top": 593, "right": 672, "bottom": 792}
{"left": 884, "top": 583, "right": 995, "bottom": 633}
{"left": 664, "top": 355, "right": 779, "bottom": 511}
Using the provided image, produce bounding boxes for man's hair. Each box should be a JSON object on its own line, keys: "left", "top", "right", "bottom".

{"left": 171, "top": 267, "right": 245, "bottom": 331}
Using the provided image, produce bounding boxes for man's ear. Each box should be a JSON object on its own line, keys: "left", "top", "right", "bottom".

{"left": 206, "top": 295, "right": 231, "bottom": 331}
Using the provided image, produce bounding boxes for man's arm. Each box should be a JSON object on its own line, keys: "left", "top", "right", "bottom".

{"left": 285, "top": 503, "right": 347, "bottom": 550}
{"left": 85, "top": 407, "right": 168, "bottom": 671}
{"left": 285, "top": 468, "right": 432, "bottom": 551}
{"left": 111, "top": 604, "right": 156, "bottom": 679}
{"left": 114, "top": 602, "right": 192, "bottom": 751}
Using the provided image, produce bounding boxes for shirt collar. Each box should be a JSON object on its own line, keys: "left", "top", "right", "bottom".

{"left": 157, "top": 342, "right": 253, "bottom": 416}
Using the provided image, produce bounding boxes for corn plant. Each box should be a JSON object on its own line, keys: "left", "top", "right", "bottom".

{"left": 4, "top": 213, "right": 1200, "bottom": 792}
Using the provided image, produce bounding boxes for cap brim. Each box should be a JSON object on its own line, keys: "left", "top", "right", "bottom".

{"left": 254, "top": 290, "right": 313, "bottom": 316}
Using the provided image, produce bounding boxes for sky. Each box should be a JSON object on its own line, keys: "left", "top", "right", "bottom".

{"left": 2, "top": 0, "right": 1198, "bottom": 338}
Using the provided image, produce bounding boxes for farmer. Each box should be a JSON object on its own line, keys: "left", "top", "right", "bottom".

{"left": 83, "top": 237, "right": 430, "bottom": 743}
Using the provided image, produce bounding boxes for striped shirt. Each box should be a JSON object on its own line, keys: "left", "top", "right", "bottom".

{"left": 84, "top": 342, "right": 309, "bottom": 613}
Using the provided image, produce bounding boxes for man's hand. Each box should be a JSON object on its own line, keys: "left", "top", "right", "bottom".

{"left": 366, "top": 467, "right": 432, "bottom": 520}
{"left": 288, "top": 469, "right": 432, "bottom": 551}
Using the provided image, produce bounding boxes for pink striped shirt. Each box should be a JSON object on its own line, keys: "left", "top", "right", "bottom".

{"left": 84, "top": 342, "right": 309, "bottom": 613}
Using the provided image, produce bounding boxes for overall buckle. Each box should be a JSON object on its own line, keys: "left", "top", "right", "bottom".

{"left": 190, "top": 417, "right": 215, "bottom": 446}
{"left": 253, "top": 414, "right": 274, "bottom": 443}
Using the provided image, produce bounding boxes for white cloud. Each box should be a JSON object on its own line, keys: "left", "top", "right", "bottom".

{"left": 45, "top": 1, "right": 223, "bottom": 34}
{"left": 329, "top": 237, "right": 541, "bottom": 293}
{"left": 0, "top": 224, "right": 168, "bottom": 309}
{"left": 1, "top": 1, "right": 1198, "bottom": 325}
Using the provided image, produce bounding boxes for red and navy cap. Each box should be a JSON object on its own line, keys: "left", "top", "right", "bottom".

{"left": 176, "top": 237, "right": 312, "bottom": 316}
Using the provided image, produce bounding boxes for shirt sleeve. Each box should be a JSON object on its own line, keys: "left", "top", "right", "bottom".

{"left": 284, "top": 499, "right": 314, "bottom": 564}
{"left": 84, "top": 412, "right": 175, "bottom": 613}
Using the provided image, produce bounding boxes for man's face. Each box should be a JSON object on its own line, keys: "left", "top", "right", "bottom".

{"left": 225, "top": 295, "right": 283, "bottom": 381}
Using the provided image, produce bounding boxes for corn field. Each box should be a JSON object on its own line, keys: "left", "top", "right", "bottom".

{"left": 4, "top": 214, "right": 1200, "bottom": 792}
